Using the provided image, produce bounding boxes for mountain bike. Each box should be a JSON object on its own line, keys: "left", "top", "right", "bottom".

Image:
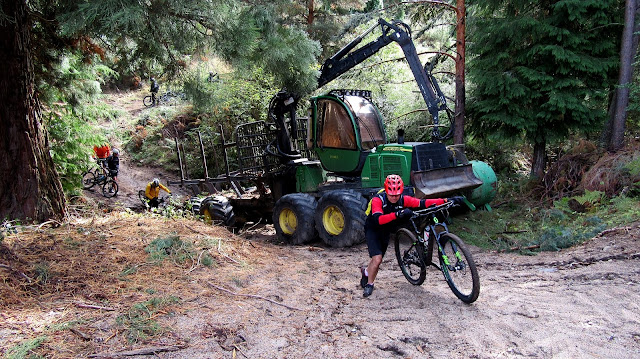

{"left": 394, "top": 201, "right": 480, "bottom": 303}
{"left": 143, "top": 90, "right": 186, "bottom": 107}
{"left": 138, "top": 190, "right": 171, "bottom": 209}
{"left": 82, "top": 166, "right": 118, "bottom": 198}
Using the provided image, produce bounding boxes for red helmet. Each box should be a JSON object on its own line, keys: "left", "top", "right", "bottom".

{"left": 384, "top": 174, "right": 404, "bottom": 195}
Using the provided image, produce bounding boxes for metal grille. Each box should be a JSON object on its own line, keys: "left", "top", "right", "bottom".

{"left": 235, "top": 121, "right": 277, "bottom": 175}
{"left": 369, "top": 156, "right": 380, "bottom": 182}
{"left": 382, "top": 156, "right": 403, "bottom": 178}
{"left": 234, "top": 118, "right": 316, "bottom": 176}
{"left": 413, "top": 143, "right": 449, "bottom": 170}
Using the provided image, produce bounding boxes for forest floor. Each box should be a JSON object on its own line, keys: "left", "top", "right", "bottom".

{"left": 1, "top": 91, "right": 639, "bottom": 358}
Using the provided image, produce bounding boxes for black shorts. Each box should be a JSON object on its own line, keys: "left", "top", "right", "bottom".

{"left": 365, "top": 217, "right": 401, "bottom": 258}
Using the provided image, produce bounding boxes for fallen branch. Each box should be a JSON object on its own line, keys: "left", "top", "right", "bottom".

{"left": 598, "top": 226, "right": 633, "bottom": 237}
{"left": 76, "top": 303, "right": 116, "bottom": 311}
{"left": 36, "top": 220, "right": 61, "bottom": 230}
{"left": 0, "top": 262, "right": 33, "bottom": 283}
{"left": 502, "top": 244, "right": 541, "bottom": 253}
{"left": 207, "top": 282, "right": 302, "bottom": 311}
{"left": 70, "top": 327, "right": 91, "bottom": 341}
{"left": 88, "top": 345, "right": 186, "bottom": 358}
{"left": 233, "top": 344, "right": 249, "bottom": 358}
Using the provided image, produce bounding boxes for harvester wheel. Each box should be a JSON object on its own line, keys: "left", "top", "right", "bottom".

{"left": 273, "top": 193, "right": 317, "bottom": 245}
{"left": 315, "top": 190, "right": 367, "bottom": 247}
{"left": 201, "top": 195, "right": 236, "bottom": 227}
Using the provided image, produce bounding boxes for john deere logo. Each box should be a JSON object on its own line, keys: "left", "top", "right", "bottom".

{"left": 383, "top": 146, "right": 411, "bottom": 152}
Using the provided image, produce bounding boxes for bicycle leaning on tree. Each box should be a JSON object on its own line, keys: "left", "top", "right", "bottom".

{"left": 394, "top": 200, "right": 480, "bottom": 303}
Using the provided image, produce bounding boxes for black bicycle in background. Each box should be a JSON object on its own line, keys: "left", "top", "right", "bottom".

{"left": 394, "top": 201, "right": 480, "bottom": 303}
{"left": 143, "top": 90, "right": 186, "bottom": 107}
{"left": 82, "top": 165, "right": 118, "bottom": 198}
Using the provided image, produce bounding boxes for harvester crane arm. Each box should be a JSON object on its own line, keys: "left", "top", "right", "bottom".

{"left": 318, "top": 18, "right": 451, "bottom": 141}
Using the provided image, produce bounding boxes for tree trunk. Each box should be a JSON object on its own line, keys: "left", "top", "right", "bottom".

{"left": 605, "top": 0, "right": 638, "bottom": 152}
{"left": 531, "top": 139, "right": 546, "bottom": 179}
{"left": 453, "top": 0, "right": 466, "bottom": 145}
{"left": 307, "top": 0, "right": 314, "bottom": 26}
{"left": 0, "top": 0, "right": 66, "bottom": 222}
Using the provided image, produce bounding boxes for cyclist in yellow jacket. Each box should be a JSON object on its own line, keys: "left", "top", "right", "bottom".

{"left": 145, "top": 178, "right": 171, "bottom": 208}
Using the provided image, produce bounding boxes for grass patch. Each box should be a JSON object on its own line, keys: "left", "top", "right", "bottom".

{"left": 116, "top": 296, "right": 180, "bottom": 343}
{"left": 454, "top": 192, "right": 639, "bottom": 253}
{"left": 5, "top": 336, "right": 47, "bottom": 359}
{"left": 144, "top": 234, "right": 215, "bottom": 268}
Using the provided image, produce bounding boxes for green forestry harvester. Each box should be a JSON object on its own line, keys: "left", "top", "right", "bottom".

{"left": 171, "top": 19, "right": 497, "bottom": 247}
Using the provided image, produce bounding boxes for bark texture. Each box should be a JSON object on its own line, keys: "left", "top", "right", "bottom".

{"left": 0, "top": 0, "right": 66, "bottom": 222}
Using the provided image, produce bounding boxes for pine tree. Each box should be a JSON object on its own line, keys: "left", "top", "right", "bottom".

{"left": 467, "top": 0, "right": 623, "bottom": 177}
{"left": 0, "top": 0, "right": 322, "bottom": 222}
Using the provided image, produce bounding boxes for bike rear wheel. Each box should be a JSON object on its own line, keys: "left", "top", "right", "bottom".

{"left": 102, "top": 179, "right": 119, "bottom": 198}
{"left": 394, "top": 228, "right": 427, "bottom": 285}
{"left": 143, "top": 95, "right": 153, "bottom": 107}
{"left": 438, "top": 233, "right": 480, "bottom": 303}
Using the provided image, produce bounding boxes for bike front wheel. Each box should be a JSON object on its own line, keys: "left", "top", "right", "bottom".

{"left": 143, "top": 95, "right": 153, "bottom": 107}
{"left": 102, "top": 179, "right": 119, "bottom": 198}
{"left": 394, "top": 228, "right": 426, "bottom": 285}
{"left": 438, "top": 233, "right": 480, "bottom": 303}
{"left": 82, "top": 170, "right": 96, "bottom": 190}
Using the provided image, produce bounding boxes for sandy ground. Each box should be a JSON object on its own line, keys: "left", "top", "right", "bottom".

{"left": 159, "top": 224, "right": 640, "bottom": 359}
{"left": 3, "top": 217, "right": 638, "bottom": 358}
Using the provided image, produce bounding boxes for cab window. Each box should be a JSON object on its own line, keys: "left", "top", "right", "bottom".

{"left": 316, "top": 99, "right": 357, "bottom": 149}
{"left": 344, "top": 95, "right": 385, "bottom": 150}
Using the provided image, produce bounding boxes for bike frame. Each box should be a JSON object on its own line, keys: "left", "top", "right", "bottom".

{"left": 408, "top": 203, "right": 453, "bottom": 270}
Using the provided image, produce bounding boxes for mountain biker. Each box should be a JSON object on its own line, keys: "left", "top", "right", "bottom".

{"left": 93, "top": 143, "right": 110, "bottom": 167}
{"left": 360, "top": 174, "right": 463, "bottom": 297}
{"left": 150, "top": 77, "right": 159, "bottom": 106}
{"left": 145, "top": 178, "right": 171, "bottom": 208}
{"left": 105, "top": 148, "right": 120, "bottom": 183}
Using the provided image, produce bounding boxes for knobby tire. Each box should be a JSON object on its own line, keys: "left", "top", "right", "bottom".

{"left": 394, "top": 228, "right": 427, "bottom": 285}
{"left": 438, "top": 233, "right": 480, "bottom": 303}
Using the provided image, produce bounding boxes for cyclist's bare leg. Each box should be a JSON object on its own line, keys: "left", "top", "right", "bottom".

{"left": 366, "top": 254, "right": 383, "bottom": 285}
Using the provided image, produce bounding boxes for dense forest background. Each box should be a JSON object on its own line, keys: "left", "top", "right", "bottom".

{"left": 0, "top": 0, "right": 639, "bottom": 224}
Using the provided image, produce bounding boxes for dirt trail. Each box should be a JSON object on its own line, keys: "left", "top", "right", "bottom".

{"left": 156, "top": 224, "right": 639, "bottom": 359}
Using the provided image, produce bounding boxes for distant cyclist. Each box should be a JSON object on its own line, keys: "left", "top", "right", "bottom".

{"left": 145, "top": 178, "right": 171, "bottom": 208}
{"left": 150, "top": 77, "right": 159, "bottom": 106}
{"left": 105, "top": 148, "right": 120, "bottom": 182}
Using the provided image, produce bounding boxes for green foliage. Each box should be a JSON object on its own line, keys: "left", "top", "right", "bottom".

{"left": 457, "top": 186, "right": 639, "bottom": 254}
{"left": 33, "top": 262, "right": 51, "bottom": 286}
{"left": 183, "top": 66, "right": 277, "bottom": 119}
{"left": 59, "top": 1, "right": 322, "bottom": 93}
{"left": 467, "top": 0, "right": 623, "bottom": 161}
{"left": 124, "top": 105, "right": 182, "bottom": 169}
{"left": 5, "top": 336, "right": 47, "bottom": 359}
{"left": 145, "top": 235, "right": 186, "bottom": 262}
{"left": 116, "top": 296, "right": 179, "bottom": 343}
{"left": 145, "top": 235, "right": 213, "bottom": 267}
{"left": 40, "top": 52, "right": 123, "bottom": 196}
{"left": 624, "top": 155, "right": 640, "bottom": 177}
{"left": 46, "top": 109, "right": 107, "bottom": 195}
{"left": 210, "top": 5, "right": 322, "bottom": 94}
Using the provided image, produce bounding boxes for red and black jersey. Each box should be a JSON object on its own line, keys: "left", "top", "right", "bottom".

{"left": 369, "top": 192, "right": 445, "bottom": 225}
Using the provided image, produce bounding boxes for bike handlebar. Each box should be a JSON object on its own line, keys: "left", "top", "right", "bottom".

{"left": 411, "top": 201, "right": 455, "bottom": 218}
